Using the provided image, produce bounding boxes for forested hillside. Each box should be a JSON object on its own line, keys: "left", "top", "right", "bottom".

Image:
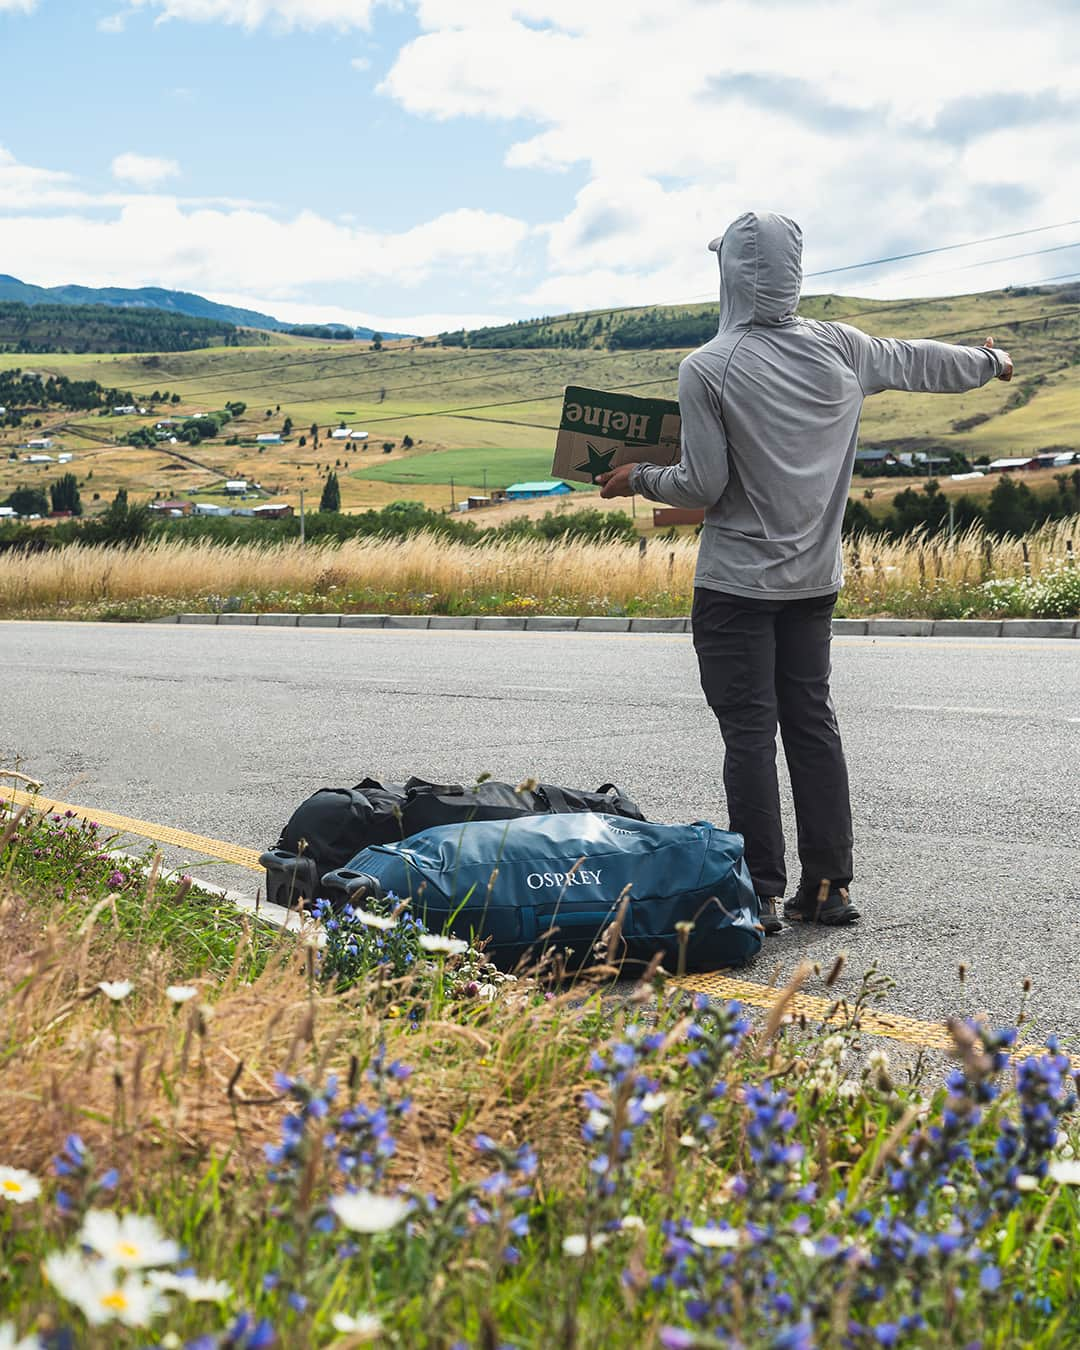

{"left": 0, "top": 301, "right": 256, "bottom": 355}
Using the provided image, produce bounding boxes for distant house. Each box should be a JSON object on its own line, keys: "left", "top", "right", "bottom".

{"left": 854, "top": 449, "right": 898, "bottom": 469}
{"left": 988, "top": 457, "right": 1039, "bottom": 473}
{"left": 224, "top": 479, "right": 249, "bottom": 496}
{"left": 950, "top": 470, "right": 986, "bottom": 481}
{"left": 27, "top": 437, "right": 53, "bottom": 450}
{"left": 331, "top": 427, "right": 353, "bottom": 439}
{"left": 505, "top": 481, "right": 572, "bottom": 500}
{"left": 113, "top": 405, "right": 138, "bottom": 415}
{"left": 898, "top": 452, "right": 954, "bottom": 471}
{"left": 193, "top": 503, "right": 228, "bottom": 516}
{"left": 0, "top": 506, "right": 16, "bottom": 520}
{"left": 252, "top": 503, "right": 294, "bottom": 519}
{"left": 349, "top": 430, "right": 368, "bottom": 441}
{"left": 155, "top": 419, "right": 177, "bottom": 430}
{"left": 256, "top": 433, "right": 282, "bottom": 444}
{"left": 149, "top": 500, "right": 192, "bottom": 517}
{"left": 57, "top": 452, "right": 73, "bottom": 463}
{"left": 1033, "top": 451, "right": 1077, "bottom": 468}
{"left": 25, "top": 454, "right": 53, "bottom": 464}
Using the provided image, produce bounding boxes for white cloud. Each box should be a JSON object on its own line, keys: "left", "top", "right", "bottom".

{"left": 111, "top": 152, "right": 181, "bottom": 187}
{"left": 0, "top": 0, "right": 37, "bottom": 12}
{"left": 126, "top": 0, "right": 379, "bottom": 29}
{"left": 208, "top": 292, "right": 511, "bottom": 333}
{"left": 98, "top": 11, "right": 126, "bottom": 31}
{"left": 350, "top": 54, "right": 371, "bottom": 70}
{"left": 0, "top": 185, "right": 530, "bottom": 310}
{"left": 377, "top": 0, "right": 1080, "bottom": 305}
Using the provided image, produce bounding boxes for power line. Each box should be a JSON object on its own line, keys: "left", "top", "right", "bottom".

{"left": 846, "top": 239, "right": 1080, "bottom": 290}
{"left": 802, "top": 217, "right": 1080, "bottom": 278}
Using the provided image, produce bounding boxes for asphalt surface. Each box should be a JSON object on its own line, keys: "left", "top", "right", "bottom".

{"left": 2, "top": 622, "right": 1078, "bottom": 1043}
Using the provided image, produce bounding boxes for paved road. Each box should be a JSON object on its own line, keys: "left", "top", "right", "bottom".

{"left": 2, "top": 622, "right": 1078, "bottom": 1042}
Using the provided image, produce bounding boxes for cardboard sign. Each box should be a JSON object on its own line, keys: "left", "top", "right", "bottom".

{"left": 552, "top": 385, "right": 681, "bottom": 485}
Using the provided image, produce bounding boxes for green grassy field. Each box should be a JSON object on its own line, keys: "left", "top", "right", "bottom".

{"left": 353, "top": 445, "right": 590, "bottom": 490}
{"left": 2, "top": 284, "right": 1077, "bottom": 521}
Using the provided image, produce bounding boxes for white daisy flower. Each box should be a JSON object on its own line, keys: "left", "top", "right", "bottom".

{"left": 355, "top": 910, "right": 396, "bottom": 932}
{"left": 586, "top": 1109, "right": 609, "bottom": 1134}
{"left": 164, "top": 986, "right": 198, "bottom": 1004}
{"left": 1014, "top": 1174, "right": 1039, "bottom": 1192}
{"left": 638, "top": 1092, "right": 667, "bottom": 1114}
{"left": 98, "top": 981, "right": 134, "bottom": 1002}
{"left": 44, "top": 1250, "right": 166, "bottom": 1327}
{"left": 418, "top": 934, "right": 468, "bottom": 956}
{"left": 0, "top": 1167, "right": 41, "bottom": 1205}
{"left": 562, "top": 1233, "right": 608, "bottom": 1257}
{"left": 330, "top": 1190, "right": 411, "bottom": 1233}
{"left": 79, "top": 1211, "right": 180, "bottom": 1269}
{"left": 331, "top": 1311, "right": 383, "bottom": 1338}
{"left": 148, "top": 1271, "right": 232, "bottom": 1302}
{"left": 1049, "top": 1159, "right": 1080, "bottom": 1186}
{"left": 799, "top": 1237, "right": 817, "bottom": 1258}
{"left": 688, "top": 1226, "right": 741, "bottom": 1249}
{"left": 619, "top": 1215, "right": 646, "bottom": 1231}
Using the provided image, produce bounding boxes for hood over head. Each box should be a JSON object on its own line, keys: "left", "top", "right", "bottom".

{"left": 708, "top": 211, "right": 802, "bottom": 329}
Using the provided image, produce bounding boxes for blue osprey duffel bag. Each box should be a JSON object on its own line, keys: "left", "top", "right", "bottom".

{"left": 320, "top": 812, "right": 761, "bottom": 972}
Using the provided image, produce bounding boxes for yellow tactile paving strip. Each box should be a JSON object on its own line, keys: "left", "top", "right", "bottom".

{"left": 1, "top": 785, "right": 264, "bottom": 872}
{"left": 3, "top": 783, "right": 1071, "bottom": 1063}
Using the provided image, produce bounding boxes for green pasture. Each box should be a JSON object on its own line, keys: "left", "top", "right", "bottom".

{"left": 353, "top": 445, "right": 592, "bottom": 491}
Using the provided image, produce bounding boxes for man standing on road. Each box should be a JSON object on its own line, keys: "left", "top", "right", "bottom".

{"left": 599, "top": 211, "right": 1013, "bottom": 933}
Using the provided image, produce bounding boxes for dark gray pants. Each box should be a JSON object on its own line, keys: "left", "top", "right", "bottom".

{"left": 691, "top": 587, "right": 853, "bottom": 899}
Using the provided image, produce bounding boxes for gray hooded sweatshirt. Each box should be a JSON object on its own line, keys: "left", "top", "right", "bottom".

{"left": 630, "top": 211, "right": 1008, "bottom": 599}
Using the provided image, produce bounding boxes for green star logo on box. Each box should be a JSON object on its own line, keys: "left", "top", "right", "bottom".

{"left": 574, "top": 441, "right": 618, "bottom": 482}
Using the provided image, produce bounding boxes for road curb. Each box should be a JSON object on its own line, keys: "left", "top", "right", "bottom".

{"left": 153, "top": 614, "right": 1079, "bottom": 637}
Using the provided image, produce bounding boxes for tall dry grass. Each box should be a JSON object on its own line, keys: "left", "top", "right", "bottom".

{"left": 0, "top": 516, "right": 1076, "bottom": 617}
{"left": 0, "top": 888, "right": 593, "bottom": 1195}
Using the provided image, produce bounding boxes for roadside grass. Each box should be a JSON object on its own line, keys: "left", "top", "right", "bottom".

{"left": 2, "top": 801, "right": 1080, "bottom": 1347}
{"left": 0, "top": 516, "right": 1077, "bottom": 621}
{"left": 1, "top": 802, "right": 278, "bottom": 982}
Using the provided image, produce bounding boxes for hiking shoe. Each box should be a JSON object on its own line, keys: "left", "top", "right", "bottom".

{"left": 784, "top": 883, "right": 861, "bottom": 927}
{"left": 757, "top": 896, "right": 784, "bottom": 935}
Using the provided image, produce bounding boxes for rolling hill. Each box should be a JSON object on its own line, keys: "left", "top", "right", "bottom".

{"left": 1, "top": 281, "right": 1077, "bottom": 524}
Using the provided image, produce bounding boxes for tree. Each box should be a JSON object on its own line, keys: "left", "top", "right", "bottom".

{"left": 371, "top": 333, "right": 383, "bottom": 352}
{"left": 282, "top": 416, "right": 293, "bottom": 436}
{"left": 382, "top": 442, "right": 394, "bottom": 454}
{"left": 5, "top": 486, "right": 49, "bottom": 516}
{"left": 319, "top": 470, "right": 341, "bottom": 513}
{"left": 49, "top": 472, "right": 82, "bottom": 516}
{"left": 298, "top": 435, "right": 307, "bottom": 448}
{"left": 402, "top": 434, "right": 413, "bottom": 449}
{"left": 171, "top": 393, "right": 181, "bottom": 404}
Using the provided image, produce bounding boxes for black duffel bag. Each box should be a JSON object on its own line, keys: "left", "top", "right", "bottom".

{"left": 261, "top": 779, "right": 407, "bottom": 907}
{"left": 400, "top": 779, "right": 644, "bottom": 834}
{"left": 262, "top": 776, "right": 645, "bottom": 910}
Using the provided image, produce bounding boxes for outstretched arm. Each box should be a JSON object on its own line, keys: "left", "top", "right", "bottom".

{"left": 832, "top": 323, "right": 1014, "bottom": 395}
{"left": 599, "top": 360, "right": 730, "bottom": 507}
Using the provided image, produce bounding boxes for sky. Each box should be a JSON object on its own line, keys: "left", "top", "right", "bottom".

{"left": 2, "top": 0, "right": 1080, "bottom": 333}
